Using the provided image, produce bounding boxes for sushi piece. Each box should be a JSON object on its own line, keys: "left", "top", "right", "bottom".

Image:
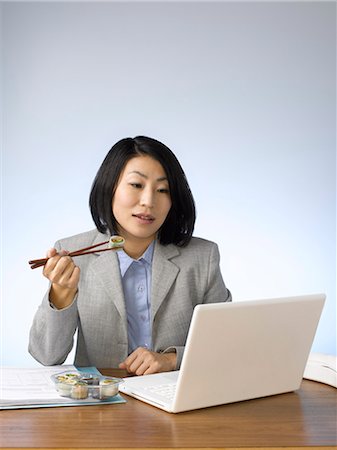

{"left": 108, "top": 235, "right": 125, "bottom": 249}
{"left": 71, "top": 381, "right": 89, "bottom": 399}
{"left": 55, "top": 373, "right": 81, "bottom": 396}
{"left": 99, "top": 378, "right": 119, "bottom": 399}
{"left": 56, "top": 373, "right": 80, "bottom": 383}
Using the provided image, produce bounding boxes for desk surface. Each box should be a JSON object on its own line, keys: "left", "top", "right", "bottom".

{"left": 0, "top": 369, "right": 336, "bottom": 450}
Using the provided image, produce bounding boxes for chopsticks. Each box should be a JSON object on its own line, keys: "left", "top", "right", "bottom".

{"left": 29, "top": 236, "right": 125, "bottom": 269}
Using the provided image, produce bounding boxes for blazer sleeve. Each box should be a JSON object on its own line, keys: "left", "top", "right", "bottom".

{"left": 203, "top": 241, "right": 232, "bottom": 305}
{"left": 28, "top": 239, "right": 79, "bottom": 366}
{"left": 28, "top": 292, "right": 78, "bottom": 365}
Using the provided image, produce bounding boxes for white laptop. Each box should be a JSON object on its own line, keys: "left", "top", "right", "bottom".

{"left": 119, "top": 293, "right": 325, "bottom": 413}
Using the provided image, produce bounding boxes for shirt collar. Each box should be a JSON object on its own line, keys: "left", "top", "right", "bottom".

{"left": 117, "top": 241, "right": 155, "bottom": 277}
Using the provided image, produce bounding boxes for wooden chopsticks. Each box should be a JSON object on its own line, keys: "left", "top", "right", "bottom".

{"left": 28, "top": 237, "right": 125, "bottom": 269}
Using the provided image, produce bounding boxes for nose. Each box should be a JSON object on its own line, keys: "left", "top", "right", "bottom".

{"left": 139, "top": 187, "right": 154, "bottom": 208}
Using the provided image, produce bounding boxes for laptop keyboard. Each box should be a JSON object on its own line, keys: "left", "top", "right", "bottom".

{"left": 142, "top": 383, "right": 176, "bottom": 400}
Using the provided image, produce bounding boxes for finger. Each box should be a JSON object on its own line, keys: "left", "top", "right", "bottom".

{"left": 141, "top": 355, "right": 162, "bottom": 375}
{"left": 127, "top": 354, "right": 151, "bottom": 375}
{"left": 128, "top": 350, "right": 155, "bottom": 375}
{"left": 43, "top": 254, "right": 63, "bottom": 277}
{"left": 46, "top": 247, "right": 69, "bottom": 257}
{"left": 68, "top": 266, "right": 80, "bottom": 287}
{"left": 44, "top": 255, "right": 68, "bottom": 277}
{"left": 57, "top": 263, "right": 80, "bottom": 289}
{"left": 45, "top": 256, "right": 75, "bottom": 283}
{"left": 135, "top": 360, "right": 152, "bottom": 376}
{"left": 118, "top": 357, "right": 134, "bottom": 373}
{"left": 120, "top": 348, "right": 148, "bottom": 373}
{"left": 121, "top": 353, "right": 141, "bottom": 373}
{"left": 143, "top": 365, "right": 158, "bottom": 375}
{"left": 122, "top": 347, "right": 144, "bottom": 366}
{"left": 62, "top": 265, "right": 80, "bottom": 289}
{"left": 138, "top": 353, "right": 174, "bottom": 375}
{"left": 46, "top": 248, "right": 58, "bottom": 259}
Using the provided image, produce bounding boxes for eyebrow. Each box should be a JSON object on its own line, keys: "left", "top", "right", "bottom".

{"left": 127, "top": 170, "right": 168, "bottom": 182}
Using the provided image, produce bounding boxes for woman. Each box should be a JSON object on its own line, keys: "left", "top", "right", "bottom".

{"left": 29, "top": 136, "right": 231, "bottom": 375}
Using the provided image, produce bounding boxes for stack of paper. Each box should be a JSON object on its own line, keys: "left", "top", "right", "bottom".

{"left": 0, "top": 365, "right": 126, "bottom": 409}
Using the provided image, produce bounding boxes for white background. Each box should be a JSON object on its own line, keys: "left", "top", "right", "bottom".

{"left": 1, "top": 1, "right": 336, "bottom": 367}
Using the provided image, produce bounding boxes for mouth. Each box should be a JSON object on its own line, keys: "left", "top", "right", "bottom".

{"left": 132, "top": 213, "right": 155, "bottom": 223}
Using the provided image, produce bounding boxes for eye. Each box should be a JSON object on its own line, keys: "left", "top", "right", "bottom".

{"left": 129, "top": 183, "right": 142, "bottom": 189}
{"left": 157, "top": 187, "right": 170, "bottom": 194}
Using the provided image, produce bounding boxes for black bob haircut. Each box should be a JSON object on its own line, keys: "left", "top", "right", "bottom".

{"left": 89, "top": 136, "right": 196, "bottom": 247}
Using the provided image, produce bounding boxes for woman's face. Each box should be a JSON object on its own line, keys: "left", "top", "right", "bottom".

{"left": 112, "top": 155, "right": 172, "bottom": 247}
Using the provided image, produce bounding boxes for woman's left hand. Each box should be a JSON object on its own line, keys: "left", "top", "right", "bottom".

{"left": 119, "top": 347, "right": 177, "bottom": 375}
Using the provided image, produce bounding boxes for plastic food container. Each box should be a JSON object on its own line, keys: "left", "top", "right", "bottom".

{"left": 51, "top": 371, "right": 123, "bottom": 401}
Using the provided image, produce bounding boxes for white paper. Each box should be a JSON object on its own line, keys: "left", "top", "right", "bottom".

{"left": 0, "top": 365, "right": 77, "bottom": 407}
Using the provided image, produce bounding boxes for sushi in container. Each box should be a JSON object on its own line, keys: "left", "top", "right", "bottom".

{"left": 51, "top": 371, "right": 123, "bottom": 401}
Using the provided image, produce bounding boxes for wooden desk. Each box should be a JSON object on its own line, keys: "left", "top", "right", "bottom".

{"left": 0, "top": 369, "right": 336, "bottom": 450}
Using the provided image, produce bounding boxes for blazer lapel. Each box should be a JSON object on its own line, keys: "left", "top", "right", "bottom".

{"left": 85, "top": 234, "right": 180, "bottom": 341}
{"left": 151, "top": 242, "right": 180, "bottom": 319}
{"left": 87, "top": 232, "right": 127, "bottom": 324}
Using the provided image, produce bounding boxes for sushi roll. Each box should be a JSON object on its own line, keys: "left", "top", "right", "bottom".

{"left": 99, "top": 378, "right": 119, "bottom": 399}
{"left": 71, "top": 381, "right": 89, "bottom": 399}
{"left": 56, "top": 380, "right": 75, "bottom": 397}
{"left": 108, "top": 235, "right": 125, "bottom": 249}
{"left": 56, "top": 373, "right": 80, "bottom": 383}
{"left": 55, "top": 373, "right": 80, "bottom": 397}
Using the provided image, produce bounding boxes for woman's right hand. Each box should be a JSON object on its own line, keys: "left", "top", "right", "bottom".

{"left": 43, "top": 248, "right": 80, "bottom": 310}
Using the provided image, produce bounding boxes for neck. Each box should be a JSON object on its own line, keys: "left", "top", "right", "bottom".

{"left": 123, "top": 238, "right": 154, "bottom": 260}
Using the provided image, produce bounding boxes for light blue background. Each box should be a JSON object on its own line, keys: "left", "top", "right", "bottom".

{"left": 1, "top": 1, "right": 336, "bottom": 367}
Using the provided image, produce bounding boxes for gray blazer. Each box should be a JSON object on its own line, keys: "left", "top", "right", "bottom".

{"left": 29, "top": 229, "right": 231, "bottom": 368}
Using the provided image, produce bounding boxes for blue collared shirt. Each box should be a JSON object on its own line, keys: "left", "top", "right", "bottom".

{"left": 117, "top": 242, "right": 154, "bottom": 354}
